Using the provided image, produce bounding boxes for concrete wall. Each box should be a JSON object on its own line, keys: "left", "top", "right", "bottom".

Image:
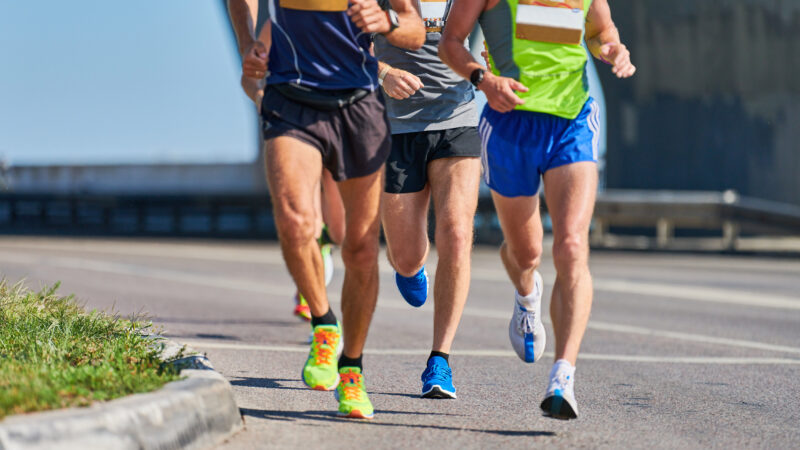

{"left": 600, "top": 0, "right": 800, "bottom": 206}
{"left": 3, "top": 162, "right": 267, "bottom": 195}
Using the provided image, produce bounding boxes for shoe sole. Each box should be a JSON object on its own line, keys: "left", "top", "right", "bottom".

{"left": 301, "top": 367, "right": 339, "bottom": 391}
{"left": 421, "top": 385, "right": 457, "bottom": 399}
{"left": 337, "top": 410, "right": 374, "bottom": 420}
{"left": 540, "top": 395, "right": 578, "bottom": 420}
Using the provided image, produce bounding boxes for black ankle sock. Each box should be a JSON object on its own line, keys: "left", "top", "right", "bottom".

{"left": 339, "top": 354, "right": 363, "bottom": 370}
{"left": 428, "top": 351, "right": 450, "bottom": 364}
{"left": 311, "top": 308, "right": 337, "bottom": 327}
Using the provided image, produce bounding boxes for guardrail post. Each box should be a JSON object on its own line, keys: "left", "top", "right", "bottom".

{"left": 722, "top": 221, "right": 739, "bottom": 251}
{"left": 656, "top": 218, "right": 673, "bottom": 248}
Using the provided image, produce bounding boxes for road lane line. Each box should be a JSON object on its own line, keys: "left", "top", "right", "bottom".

{"left": 182, "top": 341, "right": 800, "bottom": 365}
{"left": 3, "top": 253, "right": 800, "bottom": 356}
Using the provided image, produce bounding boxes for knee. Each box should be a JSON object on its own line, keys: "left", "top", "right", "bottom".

{"left": 505, "top": 240, "right": 543, "bottom": 272}
{"left": 435, "top": 223, "right": 473, "bottom": 259}
{"left": 552, "top": 233, "right": 589, "bottom": 278}
{"left": 390, "top": 248, "right": 426, "bottom": 276}
{"left": 274, "top": 207, "right": 317, "bottom": 248}
{"left": 341, "top": 235, "right": 379, "bottom": 270}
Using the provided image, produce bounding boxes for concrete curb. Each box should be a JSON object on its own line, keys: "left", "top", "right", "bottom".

{"left": 0, "top": 339, "right": 243, "bottom": 450}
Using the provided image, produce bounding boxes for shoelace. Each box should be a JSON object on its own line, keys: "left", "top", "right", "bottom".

{"left": 340, "top": 370, "right": 363, "bottom": 401}
{"left": 312, "top": 329, "right": 338, "bottom": 365}
{"left": 550, "top": 371, "right": 572, "bottom": 393}
{"left": 517, "top": 304, "right": 538, "bottom": 334}
{"left": 422, "top": 363, "right": 452, "bottom": 384}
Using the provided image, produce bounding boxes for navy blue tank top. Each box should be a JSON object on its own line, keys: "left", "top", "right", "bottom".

{"left": 263, "top": 0, "right": 378, "bottom": 91}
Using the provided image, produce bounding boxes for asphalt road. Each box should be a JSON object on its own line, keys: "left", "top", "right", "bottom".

{"left": 1, "top": 237, "right": 798, "bottom": 449}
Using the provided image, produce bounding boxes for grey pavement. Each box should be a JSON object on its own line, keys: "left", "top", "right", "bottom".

{"left": 0, "top": 236, "right": 798, "bottom": 449}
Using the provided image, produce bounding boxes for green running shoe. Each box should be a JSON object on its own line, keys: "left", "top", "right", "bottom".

{"left": 302, "top": 323, "right": 341, "bottom": 391}
{"left": 335, "top": 367, "right": 374, "bottom": 419}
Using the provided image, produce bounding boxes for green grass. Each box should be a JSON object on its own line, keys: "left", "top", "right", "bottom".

{"left": 0, "top": 280, "right": 180, "bottom": 419}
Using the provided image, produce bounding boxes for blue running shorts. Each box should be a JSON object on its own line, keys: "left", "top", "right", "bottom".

{"left": 478, "top": 98, "right": 600, "bottom": 198}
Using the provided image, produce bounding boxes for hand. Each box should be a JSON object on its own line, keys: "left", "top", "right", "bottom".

{"left": 600, "top": 43, "right": 636, "bottom": 78}
{"left": 242, "top": 41, "right": 268, "bottom": 79}
{"left": 479, "top": 72, "right": 528, "bottom": 113}
{"left": 382, "top": 68, "right": 423, "bottom": 100}
{"left": 347, "top": 0, "right": 391, "bottom": 34}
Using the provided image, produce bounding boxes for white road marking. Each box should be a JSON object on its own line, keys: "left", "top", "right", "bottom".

{"left": 182, "top": 341, "right": 800, "bottom": 365}
{"left": 2, "top": 253, "right": 800, "bottom": 356}
{"left": 469, "top": 267, "right": 800, "bottom": 310}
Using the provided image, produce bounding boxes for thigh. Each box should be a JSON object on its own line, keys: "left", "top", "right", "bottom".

{"left": 337, "top": 169, "right": 384, "bottom": 249}
{"left": 542, "top": 162, "right": 598, "bottom": 240}
{"left": 491, "top": 190, "right": 544, "bottom": 254}
{"left": 265, "top": 136, "right": 323, "bottom": 219}
{"left": 381, "top": 188, "right": 431, "bottom": 252}
{"left": 428, "top": 156, "right": 481, "bottom": 229}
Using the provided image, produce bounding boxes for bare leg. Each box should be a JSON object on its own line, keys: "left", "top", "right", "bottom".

{"left": 321, "top": 169, "right": 346, "bottom": 245}
{"left": 381, "top": 186, "right": 430, "bottom": 277}
{"left": 542, "top": 162, "right": 597, "bottom": 365}
{"left": 428, "top": 157, "right": 480, "bottom": 353}
{"left": 264, "top": 137, "right": 328, "bottom": 317}
{"left": 337, "top": 169, "right": 384, "bottom": 359}
{"left": 491, "top": 193, "right": 544, "bottom": 297}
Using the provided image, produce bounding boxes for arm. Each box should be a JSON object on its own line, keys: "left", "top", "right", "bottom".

{"left": 226, "top": 0, "right": 259, "bottom": 57}
{"left": 439, "top": 0, "right": 527, "bottom": 113}
{"left": 584, "top": 0, "right": 636, "bottom": 78}
{"left": 241, "top": 22, "right": 272, "bottom": 106}
{"left": 227, "top": 0, "right": 269, "bottom": 84}
{"left": 376, "top": 60, "right": 424, "bottom": 100}
{"left": 347, "top": 0, "right": 425, "bottom": 50}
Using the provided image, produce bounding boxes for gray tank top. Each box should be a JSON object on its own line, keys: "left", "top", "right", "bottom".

{"left": 374, "top": 0, "right": 477, "bottom": 134}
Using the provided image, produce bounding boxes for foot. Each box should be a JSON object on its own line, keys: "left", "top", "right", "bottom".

{"left": 395, "top": 267, "right": 428, "bottom": 308}
{"left": 508, "top": 270, "right": 546, "bottom": 363}
{"left": 293, "top": 293, "right": 312, "bottom": 321}
{"left": 540, "top": 360, "right": 579, "bottom": 420}
{"left": 302, "top": 323, "right": 342, "bottom": 391}
{"left": 420, "top": 356, "right": 456, "bottom": 399}
{"left": 335, "top": 367, "right": 374, "bottom": 419}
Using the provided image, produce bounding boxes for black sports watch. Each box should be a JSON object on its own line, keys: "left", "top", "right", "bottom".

{"left": 386, "top": 9, "right": 400, "bottom": 32}
{"left": 470, "top": 68, "right": 486, "bottom": 88}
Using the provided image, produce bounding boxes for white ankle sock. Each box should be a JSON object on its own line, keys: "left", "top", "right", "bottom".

{"left": 515, "top": 289, "right": 538, "bottom": 308}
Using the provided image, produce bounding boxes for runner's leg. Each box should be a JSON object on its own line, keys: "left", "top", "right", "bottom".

{"left": 428, "top": 156, "right": 480, "bottom": 353}
{"left": 337, "top": 169, "right": 383, "bottom": 360}
{"left": 264, "top": 136, "right": 328, "bottom": 317}
{"left": 381, "top": 187, "right": 430, "bottom": 278}
{"left": 542, "top": 161, "right": 597, "bottom": 365}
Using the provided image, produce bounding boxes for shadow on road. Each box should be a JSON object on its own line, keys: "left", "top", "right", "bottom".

{"left": 240, "top": 408, "right": 556, "bottom": 437}
{"left": 157, "top": 317, "right": 301, "bottom": 328}
{"left": 230, "top": 377, "right": 307, "bottom": 391}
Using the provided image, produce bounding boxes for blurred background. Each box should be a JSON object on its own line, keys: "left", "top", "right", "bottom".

{"left": 1, "top": 0, "right": 798, "bottom": 252}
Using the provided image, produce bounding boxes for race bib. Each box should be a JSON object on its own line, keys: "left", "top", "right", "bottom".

{"left": 420, "top": 0, "right": 447, "bottom": 33}
{"left": 279, "top": 0, "right": 348, "bottom": 12}
{"left": 515, "top": 0, "right": 584, "bottom": 46}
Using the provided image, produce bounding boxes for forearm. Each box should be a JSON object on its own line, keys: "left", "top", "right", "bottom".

{"left": 586, "top": 25, "right": 621, "bottom": 61}
{"left": 227, "top": 0, "right": 259, "bottom": 56}
{"left": 383, "top": 13, "right": 425, "bottom": 50}
{"left": 439, "top": 37, "right": 484, "bottom": 80}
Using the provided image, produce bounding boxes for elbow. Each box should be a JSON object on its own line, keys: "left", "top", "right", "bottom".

{"left": 408, "top": 29, "right": 425, "bottom": 50}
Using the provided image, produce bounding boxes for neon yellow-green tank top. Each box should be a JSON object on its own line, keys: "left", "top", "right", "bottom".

{"left": 479, "top": 0, "right": 593, "bottom": 119}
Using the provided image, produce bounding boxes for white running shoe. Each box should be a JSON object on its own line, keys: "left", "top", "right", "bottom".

{"left": 540, "top": 361, "right": 579, "bottom": 420}
{"left": 321, "top": 244, "right": 334, "bottom": 286}
{"left": 508, "top": 270, "right": 546, "bottom": 363}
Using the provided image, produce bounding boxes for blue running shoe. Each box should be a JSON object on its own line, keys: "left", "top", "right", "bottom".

{"left": 395, "top": 267, "right": 428, "bottom": 308}
{"left": 421, "top": 356, "right": 456, "bottom": 399}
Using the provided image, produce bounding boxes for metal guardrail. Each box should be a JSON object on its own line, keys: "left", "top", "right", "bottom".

{"left": 1, "top": 190, "right": 799, "bottom": 250}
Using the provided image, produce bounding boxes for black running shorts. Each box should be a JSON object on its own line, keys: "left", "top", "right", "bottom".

{"left": 261, "top": 86, "right": 392, "bottom": 182}
{"left": 384, "top": 126, "right": 481, "bottom": 194}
